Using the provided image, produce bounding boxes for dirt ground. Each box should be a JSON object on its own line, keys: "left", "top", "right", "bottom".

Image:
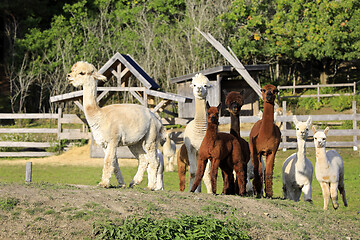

{"left": 0, "top": 145, "right": 358, "bottom": 240}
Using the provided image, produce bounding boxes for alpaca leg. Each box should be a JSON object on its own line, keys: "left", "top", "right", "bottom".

{"left": 252, "top": 153, "right": 263, "bottom": 198}
{"left": 128, "top": 144, "right": 148, "bottom": 188}
{"left": 177, "top": 149, "right": 187, "bottom": 191}
{"left": 320, "top": 182, "right": 330, "bottom": 210}
{"left": 209, "top": 159, "right": 221, "bottom": 195}
{"left": 113, "top": 158, "right": 126, "bottom": 188}
{"left": 203, "top": 161, "right": 213, "bottom": 194}
{"left": 188, "top": 146, "right": 201, "bottom": 193}
{"left": 151, "top": 150, "right": 164, "bottom": 190}
{"left": 330, "top": 182, "right": 339, "bottom": 209}
{"left": 98, "top": 144, "right": 116, "bottom": 188}
{"left": 190, "top": 156, "right": 207, "bottom": 192}
{"left": 338, "top": 180, "right": 348, "bottom": 207}
{"left": 302, "top": 184, "right": 312, "bottom": 202}
{"left": 145, "top": 148, "right": 160, "bottom": 190}
{"left": 264, "top": 153, "right": 276, "bottom": 198}
{"left": 168, "top": 156, "right": 175, "bottom": 172}
{"left": 233, "top": 162, "right": 246, "bottom": 196}
{"left": 164, "top": 156, "right": 170, "bottom": 172}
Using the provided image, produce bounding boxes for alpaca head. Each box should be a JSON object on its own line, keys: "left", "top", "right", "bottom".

{"left": 312, "top": 126, "right": 329, "bottom": 148}
{"left": 225, "top": 91, "right": 244, "bottom": 115}
{"left": 67, "top": 61, "right": 107, "bottom": 87}
{"left": 261, "top": 84, "right": 279, "bottom": 104}
{"left": 206, "top": 101, "right": 221, "bottom": 125}
{"left": 190, "top": 73, "right": 212, "bottom": 99}
{"left": 293, "top": 116, "right": 312, "bottom": 140}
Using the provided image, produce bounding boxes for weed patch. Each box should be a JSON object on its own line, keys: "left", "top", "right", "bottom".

{"left": 0, "top": 197, "right": 19, "bottom": 211}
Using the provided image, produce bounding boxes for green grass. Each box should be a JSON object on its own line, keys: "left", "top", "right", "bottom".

{"left": 0, "top": 148, "right": 358, "bottom": 214}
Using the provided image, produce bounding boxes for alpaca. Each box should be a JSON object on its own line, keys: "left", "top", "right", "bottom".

{"left": 162, "top": 131, "right": 176, "bottom": 172}
{"left": 312, "top": 126, "right": 348, "bottom": 210}
{"left": 190, "top": 102, "right": 246, "bottom": 195}
{"left": 249, "top": 84, "right": 281, "bottom": 198}
{"left": 225, "top": 91, "right": 250, "bottom": 194}
{"left": 184, "top": 73, "right": 212, "bottom": 193}
{"left": 67, "top": 61, "right": 164, "bottom": 190}
{"left": 177, "top": 143, "right": 189, "bottom": 191}
{"left": 147, "top": 149, "right": 164, "bottom": 190}
{"left": 282, "top": 116, "right": 313, "bottom": 202}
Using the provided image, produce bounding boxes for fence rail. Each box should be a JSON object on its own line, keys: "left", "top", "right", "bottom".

{"left": 278, "top": 82, "right": 356, "bottom": 102}
{"left": 0, "top": 109, "right": 90, "bottom": 157}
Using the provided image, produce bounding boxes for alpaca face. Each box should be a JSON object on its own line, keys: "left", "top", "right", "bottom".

{"left": 293, "top": 116, "right": 312, "bottom": 140}
{"left": 261, "top": 84, "right": 279, "bottom": 103}
{"left": 206, "top": 102, "right": 221, "bottom": 125}
{"left": 313, "top": 132, "right": 327, "bottom": 148}
{"left": 67, "top": 61, "right": 106, "bottom": 87}
{"left": 190, "top": 73, "right": 212, "bottom": 99}
{"left": 225, "top": 91, "right": 244, "bottom": 115}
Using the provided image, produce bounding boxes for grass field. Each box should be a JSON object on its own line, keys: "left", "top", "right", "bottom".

{"left": 0, "top": 147, "right": 358, "bottom": 214}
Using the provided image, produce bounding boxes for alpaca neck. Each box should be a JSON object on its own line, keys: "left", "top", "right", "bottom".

{"left": 205, "top": 122, "right": 218, "bottom": 143}
{"left": 193, "top": 98, "right": 207, "bottom": 133}
{"left": 230, "top": 113, "right": 240, "bottom": 139}
{"left": 295, "top": 137, "right": 306, "bottom": 169}
{"left": 315, "top": 146, "right": 330, "bottom": 168}
{"left": 259, "top": 101, "right": 275, "bottom": 136}
{"left": 82, "top": 79, "right": 101, "bottom": 121}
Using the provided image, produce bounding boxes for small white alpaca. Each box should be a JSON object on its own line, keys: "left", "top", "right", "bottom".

{"left": 282, "top": 116, "right": 313, "bottom": 202}
{"left": 312, "top": 126, "right": 348, "bottom": 210}
{"left": 162, "top": 131, "right": 176, "bottom": 172}
{"left": 67, "top": 61, "right": 164, "bottom": 190}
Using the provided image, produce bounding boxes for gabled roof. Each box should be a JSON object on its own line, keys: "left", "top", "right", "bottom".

{"left": 99, "top": 52, "right": 160, "bottom": 90}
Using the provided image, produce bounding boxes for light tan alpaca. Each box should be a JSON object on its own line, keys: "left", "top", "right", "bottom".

{"left": 67, "top": 61, "right": 164, "bottom": 190}
{"left": 312, "top": 126, "right": 348, "bottom": 210}
{"left": 162, "top": 131, "right": 176, "bottom": 172}
{"left": 184, "top": 73, "right": 212, "bottom": 193}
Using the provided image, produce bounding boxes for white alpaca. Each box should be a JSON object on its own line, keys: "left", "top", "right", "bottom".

{"left": 184, "top": 73, "right": 212, "bottom": 193}
{"left": 282, "top": 116, "right": 313, "bottom": 202}
{"left": 312, "top": 126, "right": 348, "bottom": 210}
{"left": 162, "top": 131, "right": 176, "bottom": 172}
{"left": 67, "top": 61, "right": 164, "bottom": 190}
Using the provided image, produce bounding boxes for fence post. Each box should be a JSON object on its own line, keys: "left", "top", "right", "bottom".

{"left": 317, "top": 83, "right": 320, "bottom": 102}
{"left": 353, "top": 101, "right": 358, "bottom": 151}
{"left": 57, "top": 107, "right": 63, "bottom": 153}
{"left": 282, "top": 101, "right": 287, "bottom": 151}
{"left": 25, "top": 162, "right": 32, "bottom": 183}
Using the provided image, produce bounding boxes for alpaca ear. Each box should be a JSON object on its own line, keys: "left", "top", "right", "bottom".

{"left": 306, "top": 116, "right": 312, "bottom": 127}
{"left": 206, "top": 84, "right": 213, "bottom": 89}
{"left": 206, "top": 101, "right": 210, "bottom": 110}
{"left": 312, "top": 125, "right": 317, "bottom": 135}
{"left": 217, "top": 102, "right": 222, "bottom": 111}
{"left": 93, "top": 72, "right": 107, "bottom": 81}
{"left": 324, "top": 127, "right": 330, "bottom": 136}
{"left": 292, "top": 115, "right": 299, "bottom": 125}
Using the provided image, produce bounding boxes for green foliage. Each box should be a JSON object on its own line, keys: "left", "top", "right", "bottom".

{"left": 92, "top": 215, "right": 251, "bottom": 239}
{"left": 329, "top": 95, "right": 354, "bottom": 112}
{"left": 0, "top": 197, "right": 20, "bottom": 211}
{"left": 297, "top": 97, "right": 324, "bottom": 111}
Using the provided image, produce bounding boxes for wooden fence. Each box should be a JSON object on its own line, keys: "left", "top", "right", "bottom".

{"left": 0, "top": 108, "right": 90, "bottom": 157}
{"left": 278, "top": 82, "right": 357, "bottom": 102}
{"left": 0, "top": 101, "right": 359, "bottom": 158}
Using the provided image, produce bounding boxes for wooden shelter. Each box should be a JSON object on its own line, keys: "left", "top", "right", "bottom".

{"left": 170, "top": 64, "right": 269, "bottom": 119}
{"left": 50, "top": 52, "right": 191, "bottom": 158}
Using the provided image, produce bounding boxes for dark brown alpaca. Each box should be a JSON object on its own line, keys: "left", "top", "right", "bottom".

{"left": 249, "top": 84, "right": 281, "bottom": 198}
{"left": 225, "top": 91, "right": 251, "bottom": 194}
{"left": 190, "top": 102, "right": 246, "bottom": 195}
{"left": 177, "top": 144, "right": 189, "bottom": 191}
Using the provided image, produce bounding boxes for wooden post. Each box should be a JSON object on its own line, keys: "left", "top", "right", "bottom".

{"left": 282, "top": 101, "right": 287, "bottom": 151}
{"left": 25, "top": 162, "right": 32, "bottom": 183}
{"left": 317, "top": 83, "right": 320, "bottom": 102}
{"left": 353, "top": 101, "right": 358, "bottom": 151}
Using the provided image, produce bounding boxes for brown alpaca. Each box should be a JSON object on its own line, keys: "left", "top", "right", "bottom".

{"left": 225, "top": 91, "right": 251, "bottom": 194}
{"left": 249, "top": 84, "right": 281, "bottom": 198}
{"left": 190, "top": 102, "right": 246, "bottom": 195}
{"left": 177, "top": 144, "right": 189, "bottom": 191}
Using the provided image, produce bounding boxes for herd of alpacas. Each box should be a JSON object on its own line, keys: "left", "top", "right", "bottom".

{"left": 67, "top": 61, "right": 348, "bottom": 210}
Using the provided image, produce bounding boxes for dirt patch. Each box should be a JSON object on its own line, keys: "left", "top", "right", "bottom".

{"left": 0, "top": 144, "right": 138, "bottom": 167}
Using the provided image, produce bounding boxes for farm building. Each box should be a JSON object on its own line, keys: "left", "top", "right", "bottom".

{"left": 170, "top": 64, "right": 269, "bottom": 119}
